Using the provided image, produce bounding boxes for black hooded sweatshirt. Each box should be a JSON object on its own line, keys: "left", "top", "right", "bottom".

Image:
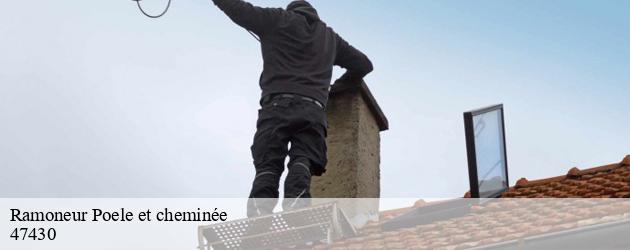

{"left": 212, "top": 0, "right": 373, "bottom": 105}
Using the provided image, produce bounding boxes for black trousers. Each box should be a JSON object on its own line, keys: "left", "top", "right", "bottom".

{"left": 247, "top": 94, "right": 327, "bottom": 217}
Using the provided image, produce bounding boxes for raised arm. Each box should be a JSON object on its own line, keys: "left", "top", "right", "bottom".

{"left": 212, "top": 0, "right": 283, "bottom": 35}
{"left": 334, "top": 34, "right": 374, "bottom": 84}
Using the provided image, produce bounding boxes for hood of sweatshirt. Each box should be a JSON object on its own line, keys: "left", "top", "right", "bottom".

{"left": 286, "top": 1, "right": 320, "bottom": 24}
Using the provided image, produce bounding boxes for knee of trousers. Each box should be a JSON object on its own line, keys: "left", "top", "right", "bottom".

{"left": 290, "top": 155, "right": 326, "bottom": 177}
{"left": 253, "top": 171, "right": 281, "bottom": 187}
{"left": 287, "top": 160, "right": 312, "bottom": 177}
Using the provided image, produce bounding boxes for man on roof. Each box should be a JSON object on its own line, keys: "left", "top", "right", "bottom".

{"left": 212, "top": 0, "right": 373, "bottom": 217}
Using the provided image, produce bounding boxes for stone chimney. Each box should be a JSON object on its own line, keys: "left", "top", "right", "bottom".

{"left": 311, "top": 81, "right": 389, "bottom": 198}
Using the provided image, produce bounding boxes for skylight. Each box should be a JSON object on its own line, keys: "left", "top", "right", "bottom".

{"left": 464, "top": 104, "right": 509, "bottom": 198}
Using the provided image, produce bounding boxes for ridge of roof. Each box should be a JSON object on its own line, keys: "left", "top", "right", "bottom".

{"left": 379, "top": 200, "right": 430, "bottom": 222}
{"left": 508, "top": 158, "right": 627, "bottom": 189}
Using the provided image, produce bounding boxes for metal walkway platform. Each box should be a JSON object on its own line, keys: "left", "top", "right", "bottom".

{"left": 198, "top": 202, "right": 356, "bottom": 250}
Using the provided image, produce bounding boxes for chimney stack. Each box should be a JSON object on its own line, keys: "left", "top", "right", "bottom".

{"left": 311, "top": 81, "right": 388, "bottom": 198}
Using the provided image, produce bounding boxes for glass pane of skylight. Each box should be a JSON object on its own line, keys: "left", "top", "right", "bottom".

{"left": 472, "top": 109, "right": 507, "bottom": 197}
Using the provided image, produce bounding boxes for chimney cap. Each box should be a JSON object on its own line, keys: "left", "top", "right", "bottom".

{"left": 331, "top": 80, "right": 389, "bottom": 131}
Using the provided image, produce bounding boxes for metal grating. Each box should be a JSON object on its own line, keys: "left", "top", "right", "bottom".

{"left": 198, "top": 202, "right": 356, "bottom": 250}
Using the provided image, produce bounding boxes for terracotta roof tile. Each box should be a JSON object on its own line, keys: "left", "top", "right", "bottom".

{"left": 514, "top": 178, "right": 529, "bottom": 187}
{"left": 567, "top": 167, "right": 581, "bottom": 177}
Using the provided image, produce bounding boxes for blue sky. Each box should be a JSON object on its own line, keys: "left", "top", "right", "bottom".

{"left": 1, "top": 0, "right": 628, "bottom": 198}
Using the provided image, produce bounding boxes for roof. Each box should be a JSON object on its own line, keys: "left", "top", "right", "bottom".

{"left": 303, "top": 155, "right": 630, "bottom": 250}
{"left": 501, "top": 155, "right": 630, "bottom": 198}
